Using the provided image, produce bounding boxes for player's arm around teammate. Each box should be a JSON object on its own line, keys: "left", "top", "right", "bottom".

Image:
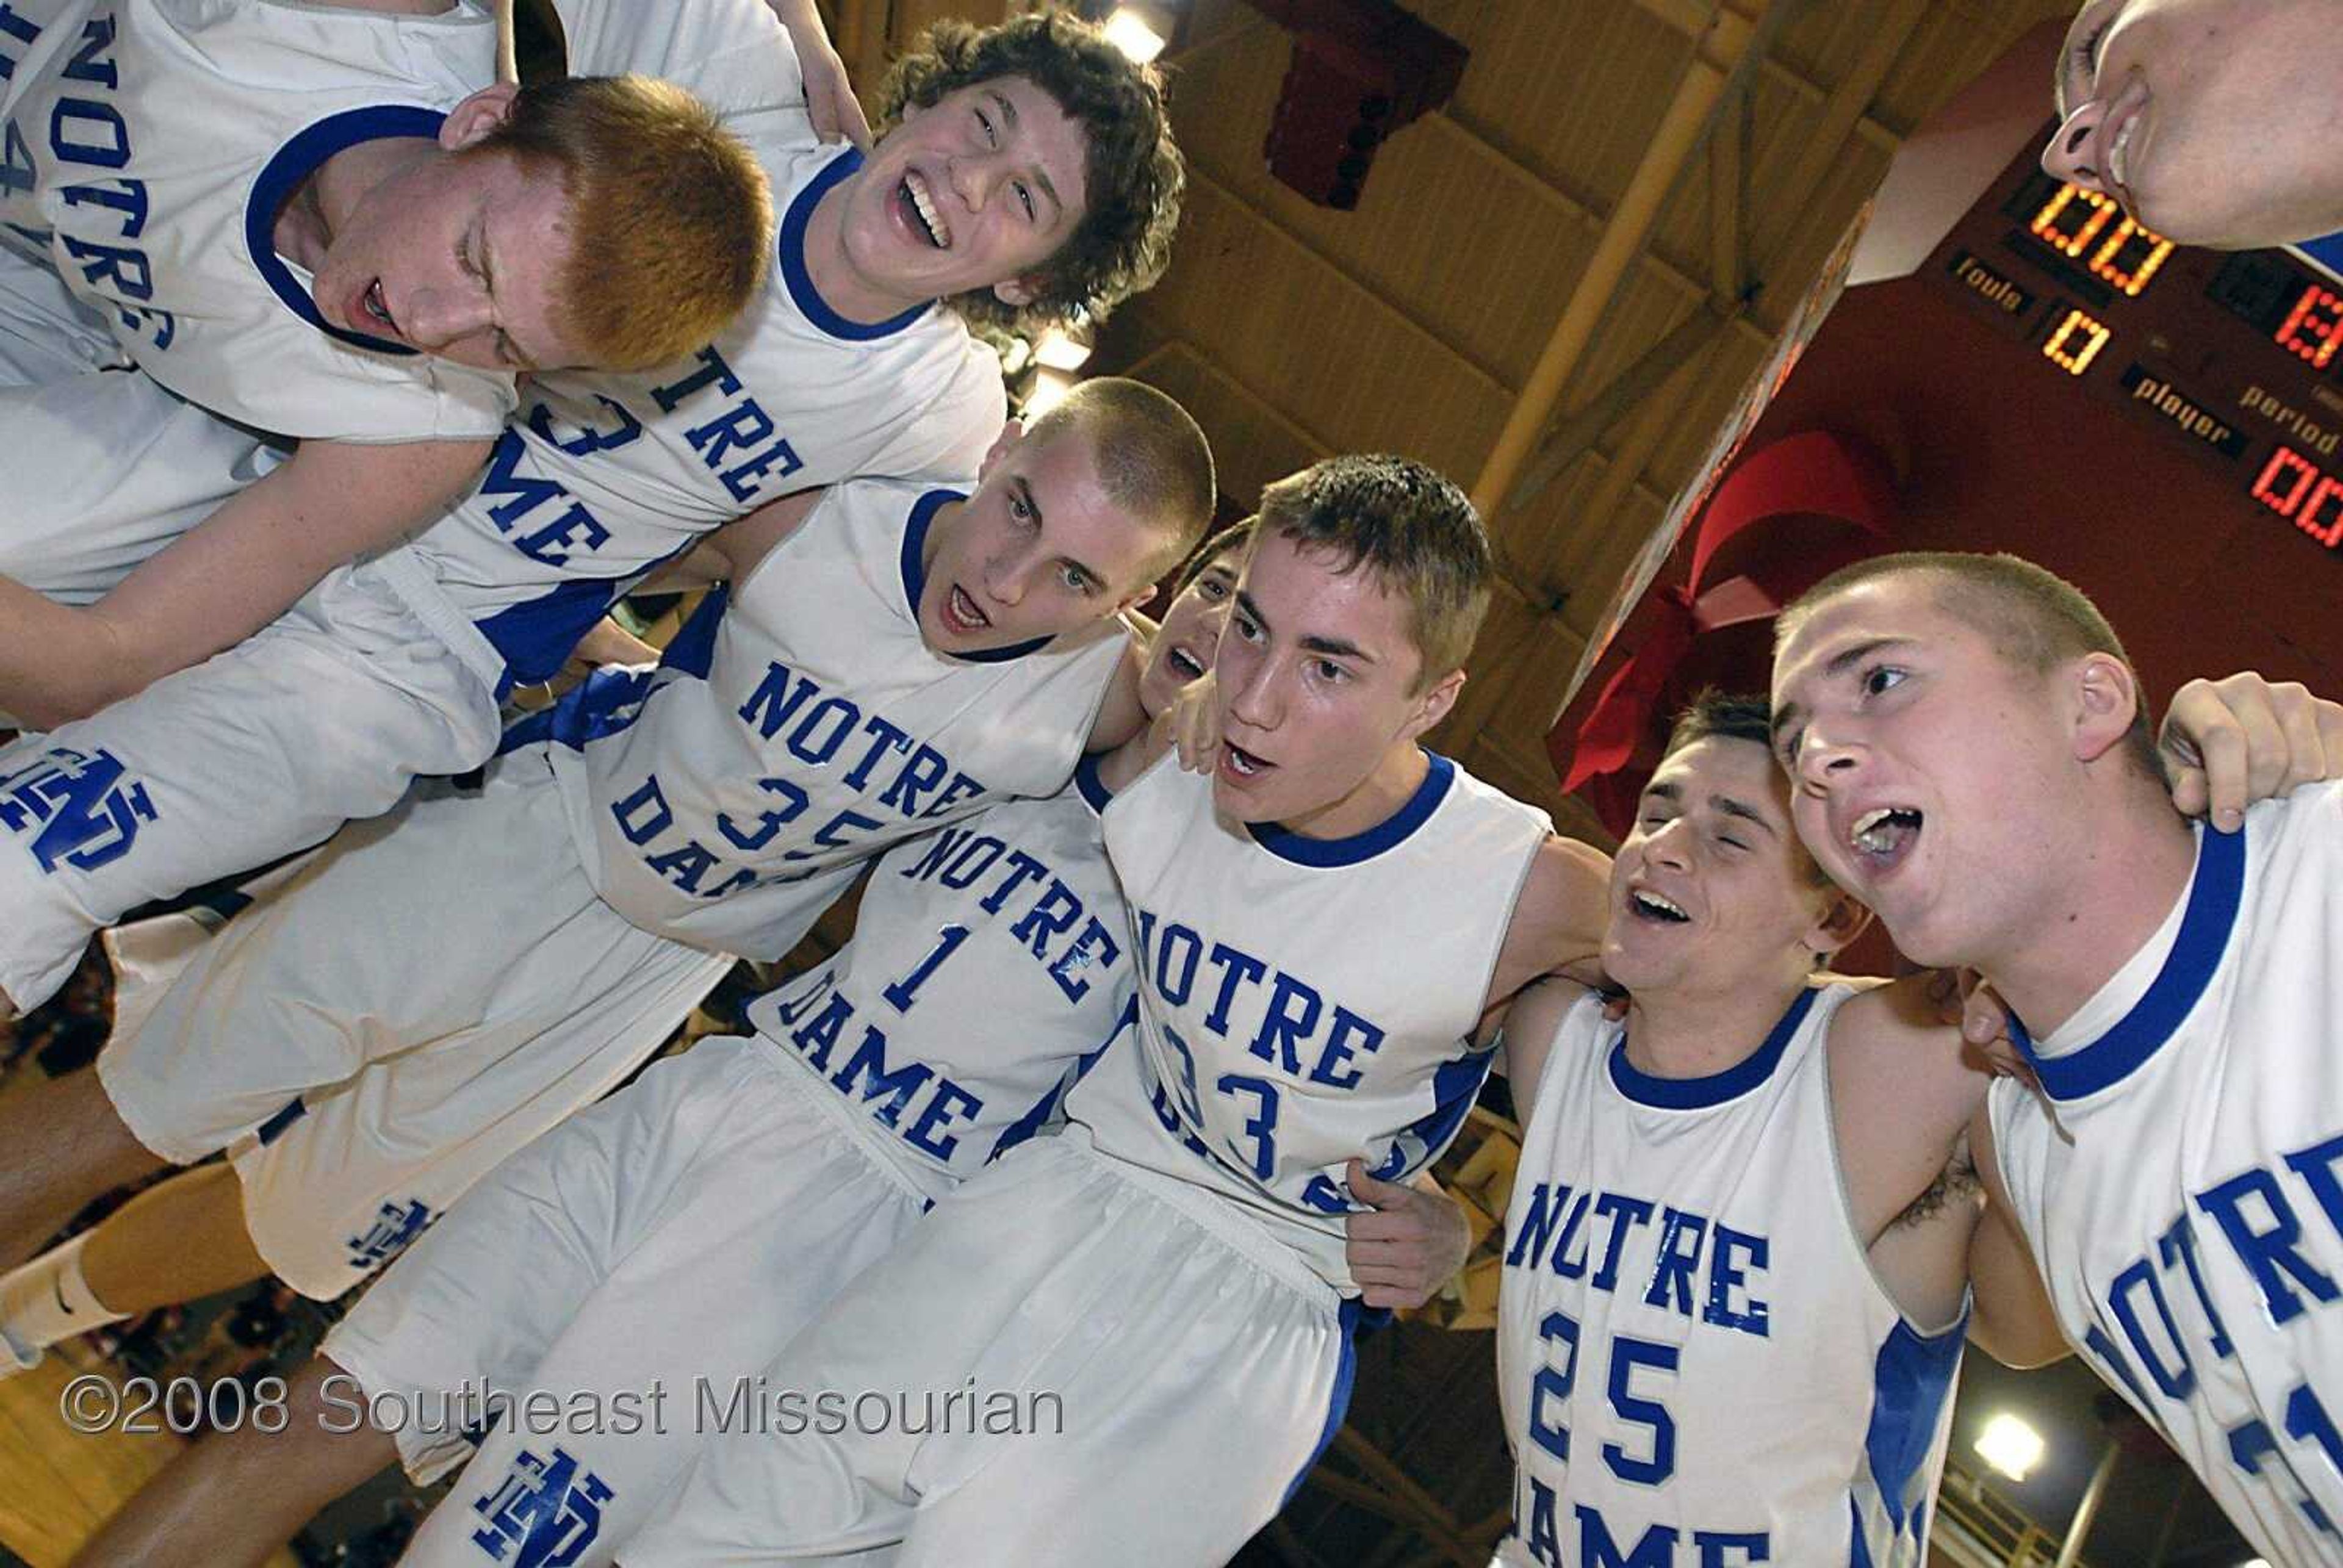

{"left": 0, "top": 73, "right": 771, "bottom": 725}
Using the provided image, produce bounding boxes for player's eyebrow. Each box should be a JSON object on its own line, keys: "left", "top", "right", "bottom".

{"left": 1712, "top": 795, "right": 1779, "bottom": 836}
{"left": 1300, "top": 633, "right": 1372, "bottom": 664}
{"left": 1770, "top": 635, "right": 1911, "bottom": 747}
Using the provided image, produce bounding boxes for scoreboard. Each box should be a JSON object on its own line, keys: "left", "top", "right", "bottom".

{"left": 1934, "top": 149, "right": 2343, "bottom": 556}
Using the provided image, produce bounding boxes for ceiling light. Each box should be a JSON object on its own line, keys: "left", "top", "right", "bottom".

{"left": 1103, "top": 6, "right": 1167, "bottom": 65}
{"left": 1974, "top": 1413, "right": 2046, "bottom": 1483}
{"left": 1025, "top": 368, "right": 1077, "bottom": 420}
{"left": 1034, "top": 326, "right": 1093, "bottom": 373}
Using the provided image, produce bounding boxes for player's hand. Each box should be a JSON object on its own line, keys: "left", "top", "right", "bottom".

{"left": 1939, "top": 968, "right": 2031, "bottom": 1081}
{"left": 2161, "top": 674, "right": 2343, "bottom": 831}
{"left": 769, "top": 0, "right": 873, "bottom": 147}
{"left": 1172, "top": 670, "right": 1222, "bottom": 775}
{"left": 1343, "top": 1159, "right": 1471, "bottom": 1311}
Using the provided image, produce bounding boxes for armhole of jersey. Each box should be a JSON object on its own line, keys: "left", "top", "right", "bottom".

{"left": 724, "top": 484, "right": 838, "bottom": 603}
{"left": 1518, "top": 987, "right": 1607, "bottom": 1134}
{"left": 1472, "top": 818, "right": 1563, "bottom": 1027}
{"left": 1811, "top": 985, "right": 1970, "bottom": 1337}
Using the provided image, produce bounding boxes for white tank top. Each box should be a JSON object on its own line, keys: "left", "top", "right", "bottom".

{"left": 1496, "top": 985, "right": 1963, "bottom": 1568}
{"left": 1068, "top": 750, "right": 1549, "bottom": 1291}
{"left": 1991, "top": 782, "right": 2343, "bottom": 1564}
{"left": 516, "top": 477, "right": 1126, "bottom": 962}
{"left": 405, "top": 0, "right": 1005, "bottom": 688}
{"left": 0, "top": 0, "right": 514, "bottom": 441}
{"left": 747, "top": 761, "right": 1132, "bottom": 1199}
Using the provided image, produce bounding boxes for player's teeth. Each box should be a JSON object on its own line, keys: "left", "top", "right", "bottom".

{"left": 907, "top": 172, "right": 950, "bottom": 248}
{"left": 1634, "top": 891, "right": 1687, "bottom": 921}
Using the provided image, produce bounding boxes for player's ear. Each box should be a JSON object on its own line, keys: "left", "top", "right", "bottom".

{"left": 976, "top": 419, "right": 1024, "bottom": 481}
{"left": 1402, "top": 666, "right": 1466, "bottom": 743}
{"left": 2070, "top": 651, "right": 2142, "bottom": 765}
{"left": 992, "top": 275, "right": 1041, "bottom": 307}
{"left": 441, "top": 82, "right": 524, "bottom": 151}
{"left": 1804, "top": 885, "right": 1871, "bottom": 960}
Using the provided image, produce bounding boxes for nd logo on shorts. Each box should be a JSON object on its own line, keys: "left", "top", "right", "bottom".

{"left": 471, "top": 1446, "right": 614, "bottom": 1568}
{"left": 345, "top": 1198, "right": 437, "bottom": 1273}
{"left": 0, "top": 745, "right": 158, "bottom": 874}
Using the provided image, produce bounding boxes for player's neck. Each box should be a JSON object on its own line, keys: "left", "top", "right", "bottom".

{"left": 800, "top": 172, "right": 932, "bottom": 327}
{"left": 1977, "top": 789, "right": 2199, "bottom": 1040}
{"left": 1275, "top": 742, "right": 1428, "bottom": 841}
{"left": 273, "top": 137, "right": 435, "bottom": 272}
{"left": 1620, "top": 972, "right": 1807, "bottom": 1081}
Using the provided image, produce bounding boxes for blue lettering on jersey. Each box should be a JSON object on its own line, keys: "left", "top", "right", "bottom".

{"left": 478, "top": 430, "right": 614, "bottom": 567}
{"left": 2068, "top": 1129, "right": 2343, "bottom": 1538}
{"left": 767, "top": 973, "right": 986, "bottom": 1160}
{"left": 344, "top": 1197, "right": 436, "bottom": 1273}
{"left": 1503, "top": 1182, "right": 1771, "bottom": 1339}
{"left": 1508, "top": 1477, "right": 1770, "bottom": 1567}
{"left": 0, "top": 744, "right": 157, "bottom": 873}
{"left": 645, "top": 346, "right": 804, "bottom": 502}
{"left": 597, "top": 658, "right": 990, "bottom": 901}
{"left": 895, "top": 824, "right": 1123, "bottom": 1004}
{"left": 11, "top": 12, "right": 175, "bottom": 348}
{"left": 470, "top": 1446, "right": 611, "bottom": 1567}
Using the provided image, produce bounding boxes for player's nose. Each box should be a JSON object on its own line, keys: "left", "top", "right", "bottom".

{"left": 401, "top": 287, "right": 495, "bottom": 352}
{"left": 2042, "top": 99, "right": 2109, "bottom": 193}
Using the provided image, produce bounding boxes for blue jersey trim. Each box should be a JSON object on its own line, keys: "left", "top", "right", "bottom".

{"left": 1372, "top": 1043, "right": 1495, "bottom": 1182}
{"left": 1279, "top": 1298, "right": 1368, "bottom": 1509}
{"left": 779, "top": 148, "right": 930, "bottom": 341}
{"left": 897, "top": 486, "right": 1050, "bottom": 663}
{"left": 255, "top": 1097, "right": 308, "bottom": 1146}
{"left": 245, "top": 106, "right": 445, "bottom": 356}
{"left": 2011, "top": 820, "right": 2245, "bottom": 1104}
{"left": 1854, "top": 1307, "right": 1967, "bottom": 1557}
{"left": 1248, "top": 750, "right": 1456, "bottom": 868}
{"left": 1074, "top": 752, "right": 1114, "bottom": 815}
{"left": 657, "top": 583, "right": 730, "bottom": 680}
{"left": 988, "top": 993, "right": 1137, "bottom": 1164}
{"left": 1607, "top": 985, "right": 1819, "bottom": 1110}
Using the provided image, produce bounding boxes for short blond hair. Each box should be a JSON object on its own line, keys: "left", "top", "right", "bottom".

{"left": 1782, "top": 552, "right": 2162, "bottom": 782}
{"left": 474, "top": 75, "right": 773, "bottom": 370}
{"left": 1027, "top": 377, "right": 1215, "bottom": 585}
{"left": 1258, "top": 456, "right": 1489, "bottom": 688}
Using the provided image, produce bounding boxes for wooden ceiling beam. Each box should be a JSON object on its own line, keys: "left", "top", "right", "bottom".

{"left": 1709, "top": 80, "right": 1752, "bottom": 306}
{"left": 1469, "top": 0, "right": 1794, "bottom": 524}
{"left": 1634, "top": 0, "right": 1902, "bottom": 153}
{"left": 1506, "top": 300, "right": 1738, "bottom": 513}
{"left": 1756, "top": 0, "right": 1931, "bottom": 266}
{"left": 1422, "top": 110, "right": 1778, "bottom": 362}
{"left": 1182, "top": 166, "right": 1517, "bottom": 397}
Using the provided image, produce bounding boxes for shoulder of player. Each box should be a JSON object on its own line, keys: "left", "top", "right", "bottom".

{"left": 1828, "top": 974, "right": 1980, "bottom": 1097}
{"left": 1507, "top": 834, "right": 1612, "bottom": 946}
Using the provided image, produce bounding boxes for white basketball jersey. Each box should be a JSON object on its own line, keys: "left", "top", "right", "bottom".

{"left": 1991, "top": 783, "right": 2343, "bottom": 1564}
{"left": 405, "top": 0, "right": 1006, "bottom": 688}
{"left": 516, "top": 477, "right": 1127, "bottom": 963}
{"left": 1067, "top": 752, "right": 1550, "bottom": 1292}
{"left": 747, "top": 763, "right": 1132, "bottom": 1199}
{"left": 0, "top": 0, "right": 514, "bottom": 441}
{"left": 1495, "top": 987, "right": 1963, "bottom": 1568}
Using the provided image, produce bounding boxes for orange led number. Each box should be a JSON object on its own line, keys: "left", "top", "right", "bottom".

{"left": 2042, "top": 308, "right": 2111, "bottom": 376}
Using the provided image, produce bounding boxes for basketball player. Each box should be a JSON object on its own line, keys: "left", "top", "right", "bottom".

{"left": 556, "top": 455, "right": 1594, "bottom": 1566}
{"left": 59, "top": 516, "right": 1469, "bottom": 1568}
{"left": 0, "top": 0, "right": 1183, "bottom": 1021}
{"left": 0, "top": 511, "right": 1240, "bottom": 1387}
{"left": 2043, "top": 0, "right": 2343, "bottom": 248}
{"left": 1771, "top": 550, "right": 2343, "bottom": 1563}
{"left": 0, "top": 0, "right": 771, "bottom": 716}
{"left": 0, "top": 380, "right": 1211, "bottom": 1306}
{"left": 1489, "top": 678, "right": 2339, "bottom": 1567}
